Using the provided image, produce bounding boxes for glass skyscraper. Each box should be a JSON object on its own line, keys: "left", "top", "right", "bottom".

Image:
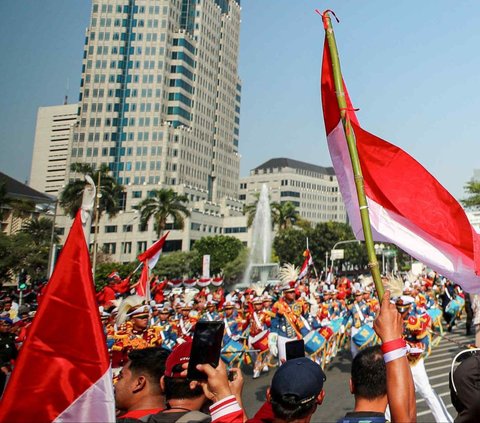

{"left": 70, "top": 0, "right": 241, "bottom": 203}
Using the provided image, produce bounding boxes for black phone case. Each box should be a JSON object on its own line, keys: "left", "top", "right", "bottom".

{"left": 187, "top": 321, "right": 225, "bottom": 380}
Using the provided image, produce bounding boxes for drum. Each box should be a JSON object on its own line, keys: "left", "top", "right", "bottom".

{"left": 249, "top": 329, "right": 269, "bottom": 352}
{"left": 445, "top": 299, "right": 460, "bottom": 315}
{"left": 352, "top": 324, "right": 375, "bottom": 348}
{"left": 221, "top": 339, "right": 244, "bottom": 364}
{"left": 319, "top": 326, "right": 334, "bottom": 341}
{"left": 330, "top": 318, "right": 343, "bottom": 334}
{"left": 304, "top": 331, "right": 326, "bottom": 355}
{"left": 426, "top": 308, "right": 442, "bottom": 322}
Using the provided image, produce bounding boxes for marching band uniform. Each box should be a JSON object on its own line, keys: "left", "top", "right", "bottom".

{"left": 270, "top": 284, "right": 309, "bottom": 362}
{"left": 343, "top": 283, "right": 376, "bottom": 358}
{"left": 111, "top": 304, "right": 161, "bottom": 368}
{"left": 396, "top": 296, "right": 453, "bottom": 423}
{"left": 153, "top": 304, "right": 177, "bottom": 350}
{"left": 248, "top": 297, "right": 273, "bottom": 378}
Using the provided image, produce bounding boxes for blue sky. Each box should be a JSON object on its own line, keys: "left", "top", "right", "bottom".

{"left": 0, "top": 1, "right": 478, "bottom": 199}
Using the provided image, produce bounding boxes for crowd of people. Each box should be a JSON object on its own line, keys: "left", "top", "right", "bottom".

{"left": 1, "top": 270, "right": 480, "bottom": 422}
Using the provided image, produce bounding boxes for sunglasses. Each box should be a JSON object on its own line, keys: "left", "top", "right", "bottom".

{"left": 450, "top": 348, "right": 480, "bottom": 394}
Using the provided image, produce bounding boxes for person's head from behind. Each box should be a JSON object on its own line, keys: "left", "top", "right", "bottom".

{"left": 267, "top": 357, "right": 326, "bottom": 422}
{"left": 160, "top": 341, "right": 205, "bottom": 406}
{"left": 350, "top": 346, "right": 387, "bottom": 406}
{"left": 449, "top": 349, "right": 480, "bottom": 423}
{"left": 114, "top": 346, "right": 170, "bottom": 412}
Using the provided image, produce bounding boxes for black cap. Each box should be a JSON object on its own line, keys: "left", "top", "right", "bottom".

{"left": 271, "top": 357, "right": 326, "bottom": 404}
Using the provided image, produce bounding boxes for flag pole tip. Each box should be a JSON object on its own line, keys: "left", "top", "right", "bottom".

{"left": 317, "top": 9, "right": 340, "bottom": 23}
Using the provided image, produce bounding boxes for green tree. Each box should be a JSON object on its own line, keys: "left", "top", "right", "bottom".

{"left": 59, "top": 163, "right": 124, "bottom": 219}
{"left": 134, "top": 188, "right": 190, "bottom": 238}
{"left": 191, "top": 235, "right": 245, "bottom": 276}
{"left": 155, "top": 250, "right": 198, "bottom": 279}
{"left": 271, "top": 201, "right": 301, "bottom": 231}
{"left": 223, "top": 248, "right": 249, "bottom": 286}
{"left": 273, "top": 221, "right": 368, "bottom": 272}
{"left": 21, "top": 217, "right": 59, "bottom": 245}
{"left": 461, "top": 179, "right": 480, "bottom": 209}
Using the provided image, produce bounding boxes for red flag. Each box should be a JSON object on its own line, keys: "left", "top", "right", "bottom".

{"left": 137, "top": 231, "right": 169, "bottom": 269}
{"left": 298, "top": 249, "right": 314, "bottom": 279}
{"left": 321, "top": 38, "right": 480, "bottom": 293}
{"left": 0, "top": 212, "right": 115, "bottom": 421}
{"left": 136, "top": 263, "right": 150, "bottom": 297}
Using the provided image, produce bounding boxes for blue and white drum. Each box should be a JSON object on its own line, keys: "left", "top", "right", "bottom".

{"left": 330, "top": 318, "right": 343, "bottom": 334}
{"left": 426, "top": 308, "right": 442, "bottom": 322}
{"left": 352, "top": 324, "right": 375, "bottom": 348}
{"left": 445, "top": 299, "right": 461, "bottom": 315}
{"left": 304, "top": 330, "right": 326, "bottom": 355}
{"left": 221, "top": 339, "right": 244, "bottom": 364}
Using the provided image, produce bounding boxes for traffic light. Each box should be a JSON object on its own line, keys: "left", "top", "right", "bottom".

{"left": 18, "top": 271, "right": 28, "bottom": 291}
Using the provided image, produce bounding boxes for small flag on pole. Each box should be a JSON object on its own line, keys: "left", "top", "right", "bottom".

{"left": 0, "top": 212, "right": 115, "bottom": 422}
{"left": 137, "top": 231, "right": 170, "bottom": 269}
{"left": 298, "top": 249, "right": 314, "bottom": 280}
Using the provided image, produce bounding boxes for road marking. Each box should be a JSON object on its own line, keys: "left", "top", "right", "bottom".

{"left": 417, "top": 403, "right": 454, "bottom": 417}
{"left": 424, "top": 363, "right": 451, "bottom": 372}
{"left": 416, "top": 390, "right": 450, "bottom": 404}
{"left": 431, "top": 380, "right": 450, "bottom": 389}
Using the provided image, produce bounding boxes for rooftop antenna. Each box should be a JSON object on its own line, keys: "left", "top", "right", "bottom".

{"left": 64, "top": 78, "right": 69, "bottom": 105}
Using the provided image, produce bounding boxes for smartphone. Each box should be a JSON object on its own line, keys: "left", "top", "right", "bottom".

{"left": 285, "top": 339, "right": 305, "bottom": 360}
{"left": 187, "top": 321, "right": 225, "bottom": 381}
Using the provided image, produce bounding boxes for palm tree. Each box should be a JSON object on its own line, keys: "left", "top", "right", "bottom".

{"left": 271, "top": 201, "right": 301, "bottom": 231}
{"left": 59, "top": 163, "right": 124, "bottom": 219}
{"left": 461, "top": 179, "right": 480, "bottom": 209}
{"left": 134, "top": 188, "right": 190, "bottom": 238}
{"left": 21, "top": 217, "right": 59, "bottom": 246}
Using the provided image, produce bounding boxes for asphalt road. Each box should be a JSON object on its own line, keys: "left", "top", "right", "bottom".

{"left": 239, "top": 321, "right": 474, "bottom": 422}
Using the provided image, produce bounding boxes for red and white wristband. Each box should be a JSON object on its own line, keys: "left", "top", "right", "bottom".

{"left": 381, "top": 338, "right": 407, "bottom": 363}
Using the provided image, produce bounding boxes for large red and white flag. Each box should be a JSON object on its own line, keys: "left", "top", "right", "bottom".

{"left": 0, "top": 212, "right": 115, "bottom": 422}
{"left": 137, "top": 231, "right": 170, "bottom": 269}
{"left": 298, "top": 249, "right": 314, "bottom": 279}
{"left": 321, "top": 38, "right": 480, "bottom": 293}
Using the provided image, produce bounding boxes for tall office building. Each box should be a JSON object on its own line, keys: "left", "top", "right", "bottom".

{"left": 30, "top": 104, "right": 79, "bottom": 196}
{"left": 69, "top": 0, "right": 241, "bottom": 202}
{"left": 55, "top": 0, "right": 244, "bottom": 260}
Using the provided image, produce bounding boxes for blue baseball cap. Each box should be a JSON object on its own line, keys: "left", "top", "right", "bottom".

{"left": 271, "top": 357, "right": 326, "bottom": 404}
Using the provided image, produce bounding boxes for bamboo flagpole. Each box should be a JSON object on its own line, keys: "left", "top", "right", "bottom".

{"left": 320, "top": 10, "right": 384, "bottom": 300}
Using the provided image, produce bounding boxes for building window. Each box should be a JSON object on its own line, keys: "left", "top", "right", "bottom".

{"left": 132, "top": 191, "right": 142, "bottom": 198}
{"left": 102, "top": 243, "right": 116, "bottom": 254}
{"left": 105, "top": 225, "right": 117, "bottom": 233}
{"left": 121, "top": 242, "right": 132, "bottom": 254}
{"left": 137, "top": 241, "right": 147, "bottom": 253}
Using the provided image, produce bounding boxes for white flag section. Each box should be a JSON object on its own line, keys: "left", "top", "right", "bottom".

{"left": 138, "top": 231, "right": 170, "bottom": 269}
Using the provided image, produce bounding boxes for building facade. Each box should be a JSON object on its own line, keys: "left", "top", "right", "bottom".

{"left": 54, "top": 0, "right": 243, "bottom": 261}
{"left": 239, "top": 158, "right": 347, "bottom": 224}
{"left": 30, "top": 104, "right": 79, "bottom": 196}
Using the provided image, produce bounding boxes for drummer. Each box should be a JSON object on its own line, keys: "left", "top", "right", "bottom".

{"left": 248, "top": 297, "right": 272, "bottom": 378}
{"left": 221, "top": 300, "right": 245, "bottom": 346}
{"left": 343, "top": 282, "right": 376, "bottom": 358}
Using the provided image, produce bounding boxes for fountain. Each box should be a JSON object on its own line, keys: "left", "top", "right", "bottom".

{"left": 240, "top": 184, "right": 279, "bottom": 287}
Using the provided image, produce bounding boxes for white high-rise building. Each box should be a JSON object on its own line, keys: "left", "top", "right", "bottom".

{"left": 240, "top": 158, "right": 347, "bottom": 224}
{"left": 30, "top": 104, "right": 78, "bottom": 196}
{"left": 55, "top": 0, "right": 244, "bottom": 260}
